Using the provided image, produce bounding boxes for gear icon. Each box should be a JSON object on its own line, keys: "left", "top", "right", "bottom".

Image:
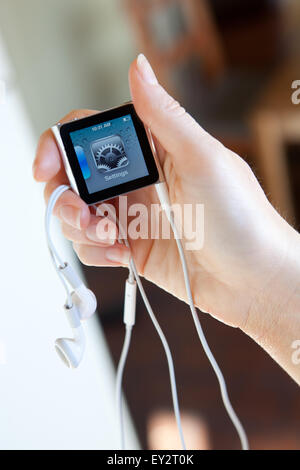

{"left": 116, "top": 155, "right": 128, "bottom": 168}
{"left": 91, "top": 135, "right": 129, "bottom": 173}
{"left": 96, "top": 146, "right": 128, "bottom": 172}
{"left": 96, "top": 162, "right": 111, "bottom": 172}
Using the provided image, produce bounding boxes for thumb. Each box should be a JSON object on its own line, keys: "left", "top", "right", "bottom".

{"left": 129, "top": 54, "right": 212, "bottom": 162}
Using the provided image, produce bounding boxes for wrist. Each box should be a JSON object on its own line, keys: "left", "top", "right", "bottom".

{"left": 243, "top": 223, "right": 300, "bottom": 378}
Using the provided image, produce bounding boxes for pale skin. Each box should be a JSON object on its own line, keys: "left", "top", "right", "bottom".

{"left": 33, "top": 54, "right": 300, "bottom": 385}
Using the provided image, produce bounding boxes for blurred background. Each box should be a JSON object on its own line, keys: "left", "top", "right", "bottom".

{"left": 0, "top": 0, "right": 300, "bottom": 450}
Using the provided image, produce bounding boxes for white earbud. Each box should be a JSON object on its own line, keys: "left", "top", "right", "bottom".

{"left": 55, "top": 302, "right": 86, "bottom": 369}
{"left": 46, "top": 185, "right": 97, "bottom": 369}
{"left": 59, "top": 262, "right": 97, "bottom": 319}
{"left": 54, "top": 265, "right": 97, "bottom": 368}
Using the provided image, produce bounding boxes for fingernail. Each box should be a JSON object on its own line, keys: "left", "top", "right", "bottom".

{"left": 60, "top": 205, "right": 82, "bottom": 229}
{"left": 137, "top": 53, "right": 158, "bottom": 85}
{"left": 86, "top": 223, "right": 115, "bottom": 245}
{"left": 105, "top": 247, "right": 130, "bottom": 265}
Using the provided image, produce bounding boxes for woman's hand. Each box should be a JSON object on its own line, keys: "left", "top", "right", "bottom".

{"left": 33, "top": 54, "right": 300, "bottom": 383}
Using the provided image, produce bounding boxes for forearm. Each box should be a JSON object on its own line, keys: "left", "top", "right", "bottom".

{"left": 244, "top": 225, "right": 300, "bottom": 385}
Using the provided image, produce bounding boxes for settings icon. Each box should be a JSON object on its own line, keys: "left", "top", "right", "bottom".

{"left": 91, "top": 135, "right": 129, "bottom": 173}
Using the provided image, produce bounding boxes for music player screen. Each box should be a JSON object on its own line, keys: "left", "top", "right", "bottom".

{"left": 69, "top": 114, "right": 149, "bottom": 195}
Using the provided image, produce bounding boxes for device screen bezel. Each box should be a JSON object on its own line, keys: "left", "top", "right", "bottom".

{"left": 59, "top": 103, "right": 159, "bottom": 204}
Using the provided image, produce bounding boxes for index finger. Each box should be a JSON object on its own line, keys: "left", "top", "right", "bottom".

{"left": 32, "top": 108, "right": 99, "bottom": 182}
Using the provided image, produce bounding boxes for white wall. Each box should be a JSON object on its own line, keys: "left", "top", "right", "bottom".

{"left": 0, "top": 36, "right": 139, "bottom": 450}
{"left": 0, "top": 0, "right": 136, "bottom": 135}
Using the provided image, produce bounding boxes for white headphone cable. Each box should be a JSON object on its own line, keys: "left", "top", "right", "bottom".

{"left": 47, "top": 183, "right": 247, "bottom": 450}
{"left": 45, "top": 184, "right": 73, "bottom": 308}
{"left": 115, "top": 324, "right": 133, "bottom": 449}
{"left": 45, "top": 188, "right": 186, "bottom": 450}
{"left": 45, "top": 190, "right": 136, "bottom": 448}
{"left": 155, "top": 181, "right": 249, "bottom": 450}
{"left": 95, "top": 202, "right": 186, "bottom": 450}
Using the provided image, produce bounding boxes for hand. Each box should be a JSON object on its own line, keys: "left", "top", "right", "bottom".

{"left": 33, "top": 55, "right": 300, "bottom": 383}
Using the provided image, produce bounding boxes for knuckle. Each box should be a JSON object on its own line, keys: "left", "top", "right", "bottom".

{"left": 61, "top": 222, "right": 71, "bottom": 239}
{"left": 61, "top": 109, "right": 97, "bottom": 124}
{"left": 203, "top": 134, "right": 226, "bottom": 159}
{"left": 68, "top": 109, "right": 80, "bottom": 119}
{"left": 60, "top": 109, "right": 81, "bottom": 124}
{"left": 163, "top": 94, "right": 186, "bottom": 117}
